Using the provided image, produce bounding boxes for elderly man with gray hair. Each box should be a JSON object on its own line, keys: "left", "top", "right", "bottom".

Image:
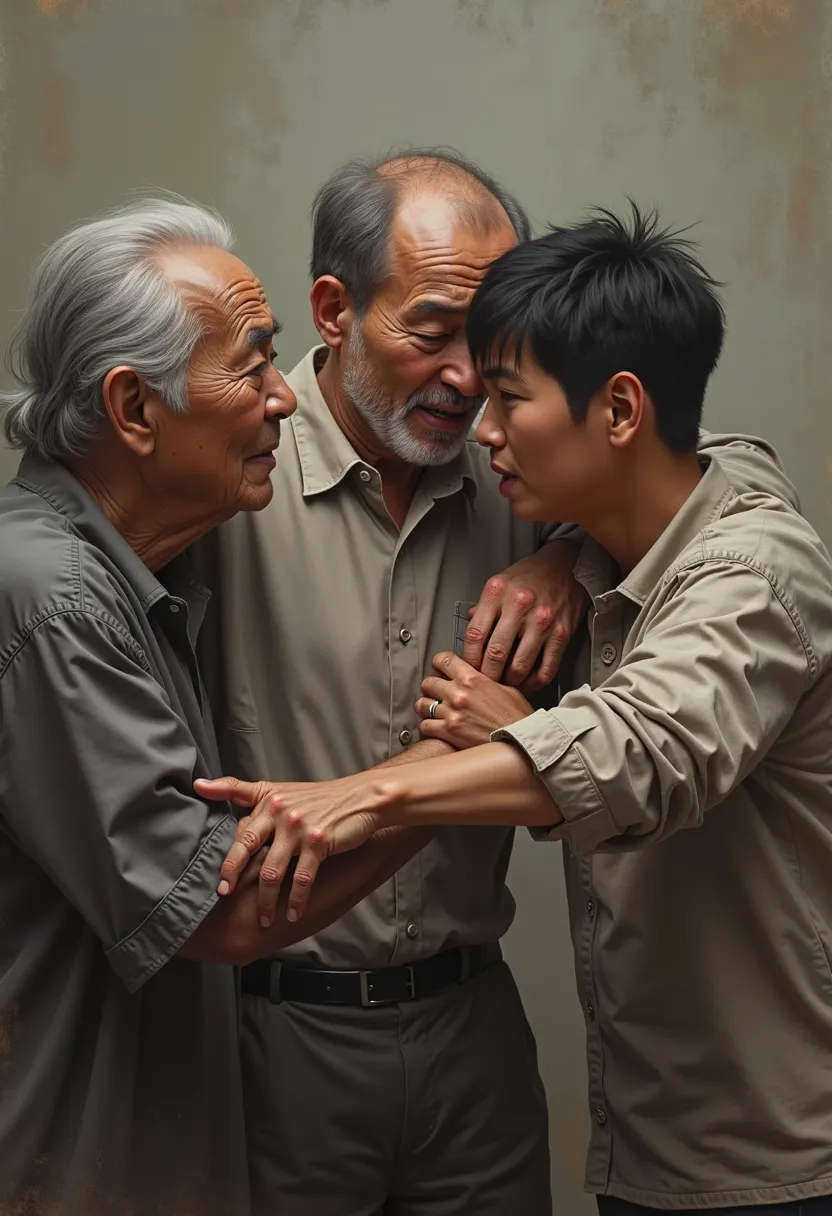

{"left": 0, "top": 196, "right": 428, "bottom": 1216}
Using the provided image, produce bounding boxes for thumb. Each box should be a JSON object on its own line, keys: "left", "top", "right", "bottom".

{"left": 194, "top": 775, "right": 264, "bottom": 808}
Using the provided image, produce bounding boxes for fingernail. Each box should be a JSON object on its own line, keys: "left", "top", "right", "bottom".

{"left": 218, "top": 879, "right": 230, "bottom": 896}
{"left": 260, "top": 915, "right": 272, "bottom": 929}
{"left": 286, "top": 909, "right": 298, "bottom": 923}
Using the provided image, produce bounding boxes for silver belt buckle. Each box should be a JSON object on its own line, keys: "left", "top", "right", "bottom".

{"left": 359, "top": 966, "right": 416, "bottom": 1007}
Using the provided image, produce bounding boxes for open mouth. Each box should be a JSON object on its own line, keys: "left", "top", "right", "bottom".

{"left": 412, "top": 405, "right": 471, "bottom": 432}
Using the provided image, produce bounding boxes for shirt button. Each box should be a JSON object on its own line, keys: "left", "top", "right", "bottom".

{"left": 585, "top": 998, "right": 595, "bottom": 1018}
{"left": 399, "top": 627, "right": 412, "bottom": 644}
{"left": 399, "top": 729, "right": 412, "bottom": 746}
{"left": 595, "top": 1106, "right": 608, "bottom": 1126}
{"left": 406, "top": 922, "right": 419, "bottom": 939}
{"left": 601, "top": 642, "right": 617, "bottom": 665}
{"left": 359, "top": 469, "right": 372, "bottom": 482}
{"left": 586, "top": 898, "right": 596, "bottom": 918}
{"left": 169, "top": 603, "right": 180, "bottom": 614}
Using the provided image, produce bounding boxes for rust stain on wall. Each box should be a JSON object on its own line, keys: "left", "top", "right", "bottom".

{"left": 599, "top": 0, "right": 831, "bottom": 277}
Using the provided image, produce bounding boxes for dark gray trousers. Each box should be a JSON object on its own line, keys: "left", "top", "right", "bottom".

{"left": 242, "top": 959, "right": 552, "bottom": 1215}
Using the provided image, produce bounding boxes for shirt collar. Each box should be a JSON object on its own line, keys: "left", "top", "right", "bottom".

{"left": 287, "top": 345, "right": 478, "bottom": 501}
{"left": 574, "top": 456, "right": 735, "bottom": 607}
{"left": 13, "top": 453, "right": 208, "bottom": 619}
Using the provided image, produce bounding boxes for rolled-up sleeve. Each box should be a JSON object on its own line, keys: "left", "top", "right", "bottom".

{"left": 493, "top": 560, "right": 812, "bottom": 854}
{"left": 0, "top": 607, "right": 237, "bottom": 992}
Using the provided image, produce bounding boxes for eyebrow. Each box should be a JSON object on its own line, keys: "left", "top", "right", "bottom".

{"left": 409, "top": 300, "right": 469, "bottom": 316}
{"left": 245, "top": 318, "right": 282, "bottom": 349}
{"left": 479, "top": 363, "right": 521, "bottom": 381}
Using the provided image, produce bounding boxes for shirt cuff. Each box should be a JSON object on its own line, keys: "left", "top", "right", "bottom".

{"left": 106, "top": 812, "right": 238, "bottom": 993}
{"left": 492, "top": 708, "right": 618, "bottom": 853}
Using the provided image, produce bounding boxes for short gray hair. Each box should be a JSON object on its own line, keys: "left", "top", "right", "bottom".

{"left": 310, "top": 146, "right": 532, "bottom": 312}
{"left": 1, "top": 194, "right": 235, "bottom": 461}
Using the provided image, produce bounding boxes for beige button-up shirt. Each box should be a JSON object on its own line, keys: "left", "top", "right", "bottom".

{"left": 497, "top": 458, "right": 832, "bottom": 1209}
{"left": 197, "top": 345, "right": 803, "bottom": 971}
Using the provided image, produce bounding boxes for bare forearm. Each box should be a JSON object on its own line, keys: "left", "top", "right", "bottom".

{"left": 183, "top": 828, "right": 431, "bottom": 965}
{"left": 366, "top": 738, "right": 453, "bottom": 843}
{"left": 377, "top": 741, "right": 562, "bottom": 829}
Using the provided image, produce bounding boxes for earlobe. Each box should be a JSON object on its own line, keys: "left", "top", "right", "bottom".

{"left": 310, "top": 276, "right": 351, "bottom": 349}
{"left": 102, "top": 366, "right": 156, "bottom": 457}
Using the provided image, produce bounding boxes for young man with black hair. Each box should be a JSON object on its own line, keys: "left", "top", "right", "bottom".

{"left": 206, "top": 204, "right": 832, "bottom": 1214}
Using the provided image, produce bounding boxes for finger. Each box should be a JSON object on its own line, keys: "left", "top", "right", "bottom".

{"left": 420, "top": 675, "right": 453, "bottom": 701}
{"left": 504, "top": 605, "right": 554, "bottom": 687}
{"left": 521, "top": 623, "right": 570, "bottom": 694}
{"left": 257, "top": 835, "right": 296, "bottom": 929}
{"left": 217, "top": 814, "right": 250, "bottom": 895}
{"left": 461, "top": 577, "right": 505, "bottom": 669}
{"left": 431, "top": 652, "right": 477, "bottom": 681}
{"left": 195, "top": 775, "right": 266, "bottom": 809}
{"left": 414, "top": 695, "right": 450, "bottom": 720}
{"left": 218, "top": 800, "right": 282, "bottom": 890}
{"left": 418, "top": 716, "right": 455, "bottom": 745}
{"left": 478, "top": 588, "right": 534, "bottom": 682}
{"left": 285, "top": 847, "right": 323, "bottom": 924}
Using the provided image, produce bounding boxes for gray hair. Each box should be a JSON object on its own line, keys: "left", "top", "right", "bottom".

{"left": 1, "top": 194, "right": 235, "bottom": 461}
{"left": 310, "top": 146, "right": 532, "bottom": 312}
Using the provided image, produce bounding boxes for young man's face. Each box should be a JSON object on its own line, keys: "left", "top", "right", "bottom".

{"left": 476, "top": 350, "right": 612, "bottom": 524}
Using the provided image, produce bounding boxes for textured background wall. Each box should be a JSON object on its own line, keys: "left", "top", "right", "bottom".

{"left": 2, "top": 2, "right": 830, "bottom": 1209}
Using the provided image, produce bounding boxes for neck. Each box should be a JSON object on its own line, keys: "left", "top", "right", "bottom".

{"left": 317, "top": 350, "right": 421, "bottom": 521}
{"left": 580, "top": 447, "right": 703, "bottom": 574}
{"left": 68, "top": 451, "right": 219, "bottom": 572}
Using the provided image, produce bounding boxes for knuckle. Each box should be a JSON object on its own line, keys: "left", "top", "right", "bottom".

{"left": 292, "top": 869, "right": 314, "bottom": 890}
{"left": 286, "top": 808, "right": 305, "bottom": 828}
{"left": 486, "top": 576, "right": 506, "bottom": 598}
{"left": 239, "top": 829, "right": 260, "bottom": 852}
{"left": 450, "top": 691, "right": 469, "bottom": 710}
{"left": 464, "top": 624, "right": 485, "bottom": 644}
{"left": 535, "top": 606, "right": 554, "bottom": 629}
{"left": 259, "top": 867, "right": 283, "bottom": 887}
{"left": 513, "top": 588, "right": 534, "bottom": 609}
{"left": 267, "top": 793, "right": 282, "bottom": 814}
{"left": 510, "top": 655, "right": 532, "bottom": 676}
{"left": 307, "top": 826, "right": 329, "bottom": 847}
{"left": 485, "top": 642, "right": 508, "bottom": 663}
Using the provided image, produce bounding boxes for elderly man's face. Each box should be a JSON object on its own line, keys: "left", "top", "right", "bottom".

{"left": 342, "top": 193, "right": 517, "bottom": 466}
{"left": 152, "top": 247, "right": 296, "bottom": 518}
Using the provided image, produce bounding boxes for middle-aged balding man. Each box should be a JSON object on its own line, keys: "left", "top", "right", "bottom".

{"left": 199, "top": 150, "right": 804, "bottom": 1215}
{"left": 0, "top": 197, "right": 429, "bottom": 1216}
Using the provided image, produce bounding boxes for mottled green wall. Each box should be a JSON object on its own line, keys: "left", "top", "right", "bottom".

{"left": 2, "top": 2, "right": 830, "bottom": 1208}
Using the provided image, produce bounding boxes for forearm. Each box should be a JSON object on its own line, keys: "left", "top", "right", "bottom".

{"left": 366, "top": 738, "right": 453, "bottom": 843}
{"left": 183, "top": 827, "right": 431, "bottom": 965}
{"left": 376, "top": 741, "right": 562, "bottom": 829}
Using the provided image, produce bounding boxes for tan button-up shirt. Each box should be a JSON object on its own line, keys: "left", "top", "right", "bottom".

{"left": 497, "top": 458, "right": 832, "bottom": 1209}
{"left": 198, "top": 345, "right": 803, "bottom": 971}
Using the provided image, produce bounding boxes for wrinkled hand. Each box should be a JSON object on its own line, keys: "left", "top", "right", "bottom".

{"left": 416, "top": 652, "right": 533, "bottom": 750}
{"left": 194, "top": 774, "right": 386, "bottom": 926}
{"left": 463, "top": 539, "right": 588, "bottom": 692}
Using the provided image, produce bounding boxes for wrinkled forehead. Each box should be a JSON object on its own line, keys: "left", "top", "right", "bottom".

{"left": 158, "top": 245, "right": 276, "bottom": 349}
{"left": 383, "top": 191, "right": 517, "bottom": 309}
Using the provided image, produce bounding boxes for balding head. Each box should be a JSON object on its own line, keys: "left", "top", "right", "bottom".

{"left": 310, "top": 147, "right": 531, "bottom": 311}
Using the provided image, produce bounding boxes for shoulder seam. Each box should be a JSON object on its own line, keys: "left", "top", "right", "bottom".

{"left": 0, "top": 605, "right": 152, "bottom": 682}
{"left": 664, "top": 550, "right": 816, "bottom": 676}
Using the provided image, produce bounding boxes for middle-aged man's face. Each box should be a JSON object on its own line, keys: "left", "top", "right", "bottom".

{"left": 341, "top": 191, "right": 517, "bottom": 466}
{"left": 149, "top": 245, "right": 297, "bottom": 518}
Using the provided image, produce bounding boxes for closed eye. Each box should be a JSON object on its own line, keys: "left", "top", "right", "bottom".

{"left": 246, "top": 350, "right": 278, "bottom": 379}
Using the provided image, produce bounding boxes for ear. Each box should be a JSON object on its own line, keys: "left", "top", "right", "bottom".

{"left": 310, "top": 276, "right": 354, "bottom": 350}
{"left": 101, "top": 366, "right": 159, "bottom": 457}
{"left": 605, "top": 372, "right": 644, "bottom": 449}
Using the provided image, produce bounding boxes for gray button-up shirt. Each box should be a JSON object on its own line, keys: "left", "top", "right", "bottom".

{"left": 0, "top": 456, "right": 247, "bottom": 1215}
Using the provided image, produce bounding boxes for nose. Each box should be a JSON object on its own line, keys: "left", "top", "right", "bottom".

{"left": 439, "top": 335, "right": 484, "bottom": 401}
{"left": 475, "top": 400, "right": 505, "bottom": 449}
{"left": 265, "top": 367, "right": 297, "bottom": 419}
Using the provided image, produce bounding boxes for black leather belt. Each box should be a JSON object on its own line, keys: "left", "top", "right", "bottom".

{"left": 240, "top": 943, "right": 502, "bottom": 1007}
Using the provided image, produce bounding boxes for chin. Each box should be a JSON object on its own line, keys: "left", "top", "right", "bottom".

{"left": 239, "top": 481, "right": 275, "bottom": 513}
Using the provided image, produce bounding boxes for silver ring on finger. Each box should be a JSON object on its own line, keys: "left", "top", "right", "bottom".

{"left": 428, "top": 699, "right": 441, "bottom": 720}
